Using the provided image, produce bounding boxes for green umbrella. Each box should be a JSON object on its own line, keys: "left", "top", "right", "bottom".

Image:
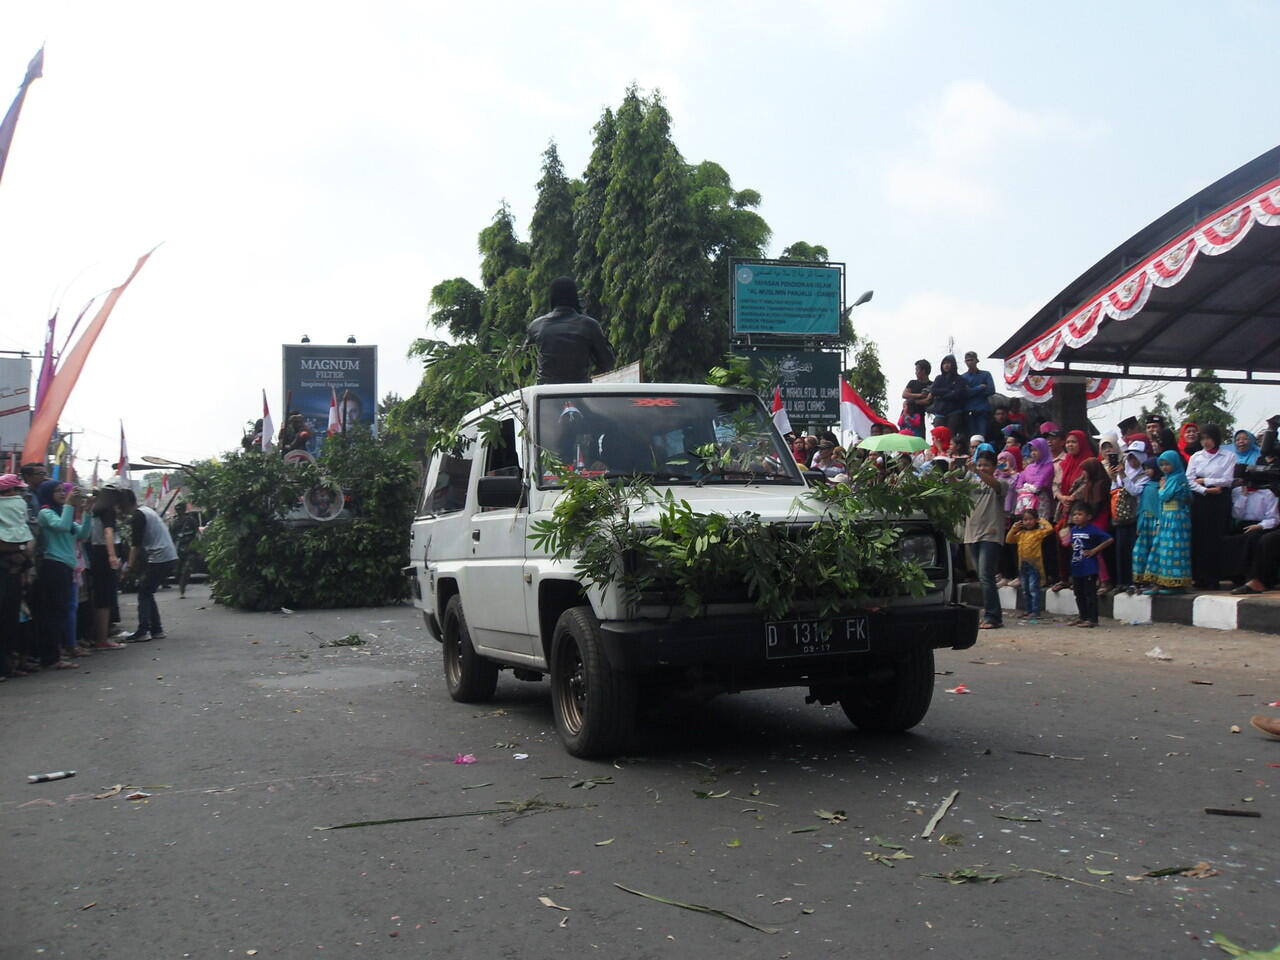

{"left": 856, "top": 433, "right": 927, "bottom": 453}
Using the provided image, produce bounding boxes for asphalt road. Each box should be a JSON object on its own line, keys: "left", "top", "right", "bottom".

{"left": 2, "top": 586, "right": 1278, "bottom": 959}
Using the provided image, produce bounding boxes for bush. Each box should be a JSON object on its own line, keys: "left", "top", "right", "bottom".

{"left": 189, "top": 429, "right": 417, "bottom": 610}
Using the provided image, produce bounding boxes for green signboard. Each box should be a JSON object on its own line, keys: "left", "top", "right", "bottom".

{"left": 732, "top": 261, "right": 843, "bottom": 336}
{"left": 732, "top": 344, "right": 840, "bottom": 423}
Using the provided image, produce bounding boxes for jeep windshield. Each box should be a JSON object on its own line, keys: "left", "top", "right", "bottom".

{"left": 536, "top": 392, "right": 803, "bottom": 487}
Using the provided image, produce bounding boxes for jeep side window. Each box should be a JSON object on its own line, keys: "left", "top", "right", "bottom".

{"left": 428, "top": 434, "right": 475, "bottom": 515}
{"left": 483, "top": 417, "right": 521, "bottom": 479}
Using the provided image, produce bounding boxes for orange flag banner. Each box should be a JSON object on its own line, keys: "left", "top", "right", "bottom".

{"left": 22, "top": 250, "right": 154, "bottom": 462}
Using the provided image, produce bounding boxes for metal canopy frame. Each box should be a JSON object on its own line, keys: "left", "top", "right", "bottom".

{"left": 993, "top": 144, "right": 1280, "bottom": 388}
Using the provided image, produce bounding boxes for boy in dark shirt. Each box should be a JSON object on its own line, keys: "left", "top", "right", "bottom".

{"left": 1069, "top": 502, "right": 1114, "bottom": 628}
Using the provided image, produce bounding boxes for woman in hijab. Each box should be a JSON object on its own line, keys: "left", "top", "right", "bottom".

{"left": 928, "top": 355, "right": 967, "bottom": 444}
{"left": 928, "top": 424, "right": 952, "bottom": 462}
{"left": 35, "top": 480, "right": 89, "bottom": 669}
{"left": 1235, "top": 430, "right": 1262, "bottom": 466}
{"left": 1015, "top": 437, "right": 1055, "bottom": 519}
{"left": 1142, "top": 450, "right": 1193, "bottom": 594}
{"left": 1050, "top": 430, "right": 1095, "bottom": 590}
{"left": 1110, "top": 439, "right": 1150, "bottom": 592}
{"left": 1177, "top": 422, "right": 1202, "bottom": 460}
{"left": 1130, "top": 456, "right": 1163, "bottom": 590}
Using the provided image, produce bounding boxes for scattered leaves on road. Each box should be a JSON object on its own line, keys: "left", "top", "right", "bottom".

{"left": 921, "top": 790, "right": 959, "bottom": 838}
{"left": 923, "top": 867, "right": 1005, "bottom": 884}
{"left": 538, "top": 896, "right": 570, "bottom": 912}
{"left": 814, "top": 809, "right": 847, "bottom": 824}
{"left": 594, "top": 838, "right": 614, "bottom": 846}
{"left": 570, "top": 777, "right": 614, "bottom": 790}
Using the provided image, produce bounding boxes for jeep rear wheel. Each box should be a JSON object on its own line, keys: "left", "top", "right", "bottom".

{"left": 839, "top": 646, "right": 934, "bottom": 732}
{"left": 442, "top": 595, "right": 498, "bottom": 703}
{"left": 550, "top": 606, "right": 635, "bottom": 758}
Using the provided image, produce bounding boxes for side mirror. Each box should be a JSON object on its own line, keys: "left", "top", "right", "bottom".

{"left": 803, "top": 469, "right": 828, "bottom": 486}
{"left": 477, "top": 475, "right": 525, "bottom": 509}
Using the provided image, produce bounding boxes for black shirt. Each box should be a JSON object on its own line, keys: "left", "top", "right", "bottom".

{"left": 904, "top": 378, "right": 931, "bottom": 417}
{"left": 525, "top": 307, "right": 615, "bottom": 384}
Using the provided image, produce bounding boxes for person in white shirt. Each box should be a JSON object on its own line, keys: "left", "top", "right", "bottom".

{"left": 1185, "top": 423, "right": 1236, "bottom": 590}
{"left": 1223, "top": 481, "right": 1279, "bottom": 583}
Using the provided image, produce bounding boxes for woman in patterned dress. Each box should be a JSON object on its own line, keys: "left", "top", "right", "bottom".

{"left": 1143, "top": 450, "right": 1193, "bottom": 594}
{"left": 1130, "top": 457, "right": 1162, "bottom": 588}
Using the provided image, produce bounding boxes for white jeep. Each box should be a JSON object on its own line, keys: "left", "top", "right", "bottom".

{"left": 408, "top": 383, "right": 978, "bottom": 758}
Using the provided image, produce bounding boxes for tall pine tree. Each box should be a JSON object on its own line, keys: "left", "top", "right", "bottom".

{"left": 527, "top": 141, "right": 578, "bottom": 314}
{"left": 1175, "top": 370, "right": 1235, "bottom": 431}
{"left": 573, "top": 108, "right": 616, "bottom": 318}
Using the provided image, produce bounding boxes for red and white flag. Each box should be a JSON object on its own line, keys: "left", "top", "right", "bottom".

{"left": 326, "top": 386, "right": 340, "bottom": 437}
{"left": 839, "top": 377, "right": 894, "bottom": 440}
{"left": 116, "top": 421, "right": 130, "bottom": 482}
{"left": 770, "top": 386, "right": 792, "bottom": 437}
{"left": 261, "top": 389, "right": 276, "bottom": 453}
{"left": 161, "top": 474, "right": 170, "bottom": 497}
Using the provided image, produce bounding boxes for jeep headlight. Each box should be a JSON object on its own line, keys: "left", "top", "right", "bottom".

{"left": 898, "top": 531, "right": 939, "bottom": 569}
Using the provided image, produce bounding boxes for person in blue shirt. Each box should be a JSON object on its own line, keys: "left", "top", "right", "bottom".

{"left": 962, "top": 351, "right": 997, "bottom": 443}
{"left": 1069, "top": 501, "right": 1114, "bottom": 628}
{"left": 35, "top": 480, "right": 90, "bottom": 668}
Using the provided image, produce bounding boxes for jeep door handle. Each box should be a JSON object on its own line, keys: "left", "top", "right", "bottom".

{"left": 471, "top": 529, "right": 481, "bottom": 541}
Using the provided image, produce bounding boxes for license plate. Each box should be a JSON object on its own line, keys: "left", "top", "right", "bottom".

{"left": 765, "top": 617, "right": 871, "bottom": 659}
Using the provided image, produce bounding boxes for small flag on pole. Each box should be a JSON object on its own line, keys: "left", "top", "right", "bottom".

{"left": 770, "top": 386, "right": 792, "bottom": 437}
{"left": 838, "top": 377, "right": 894, "bottom": 440}
{"left": 117, "top": 422, "right": 130, "bottom": 482}
{"left": 261, "top": 389, "right": 275, "bottom": 453}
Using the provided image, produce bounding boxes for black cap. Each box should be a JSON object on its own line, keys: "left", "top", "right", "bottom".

{"left": 1144, "top": 413, "right": 1165, "bottom": 425}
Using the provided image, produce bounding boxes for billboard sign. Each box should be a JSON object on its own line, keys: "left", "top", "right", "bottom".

{"left": 0, "top": 357, "right": 32, "bottom": 450}
{"left": 281, "top": 344, "right": 377, "bottom": 453}
{"left": 732, "top": 344, "right": 840, "bottom": 424}
{"left": 732, "top": 260, "right": 843, "bottom": 336}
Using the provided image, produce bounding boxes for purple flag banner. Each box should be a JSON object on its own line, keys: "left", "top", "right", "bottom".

{"left": 33, "top": 312, "right": 55, "bottom": 413}
{"left": 0, "top": 47, "right": 44, "bottom": 187}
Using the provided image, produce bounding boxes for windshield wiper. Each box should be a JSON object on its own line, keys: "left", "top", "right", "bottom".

{"left": 701, "top": 472, "right": 801, "bottom": 485}
{"left": 600, "top": 471, "right": 695, "bottom": 483}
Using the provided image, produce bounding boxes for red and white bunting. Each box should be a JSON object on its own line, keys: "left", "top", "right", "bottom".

{"left": 1003, "top": 177, "right": 1280, "bottom": 392}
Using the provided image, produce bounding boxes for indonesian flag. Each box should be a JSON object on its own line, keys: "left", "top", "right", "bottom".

{"left": 326, "top": 386, "right": 340, "bottom": 437}
{"left": 161, "top": 474, "right": 170, "bottom": 497}
{"left": 261, "top": 389, "right": 276, "bottom": 453}
{"left": 770, "top": 386, "right": 792, "bottom": 436}
{"left": 117, "top": 421, "right": 130, "bottom": 482}
{"left": 839, "top": 377, "right": 894, "bottom": 440}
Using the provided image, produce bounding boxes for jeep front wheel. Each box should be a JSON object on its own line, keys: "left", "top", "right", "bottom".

{"left": 550, "top": 606, "right": 635, "bottom": 758}
{"left": 442, "top": 595, "right": 498, "bottom": 703}
{"left": 839, "top": 646, "right": 934, "bottom": 732}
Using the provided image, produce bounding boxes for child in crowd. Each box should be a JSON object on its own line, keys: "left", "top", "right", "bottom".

{"left": 1068, "top": 501, "right": 1114, "bottom": 628}
{"left": 0, "top": 474, "right": 35, "bottom": 678}
{"left": 1006, "top": 508, "right": 1053, "bottom": 622}
{"left": 897, "top": 400, "right": 923, "bottom": 438}
{"left": 1142, "top": 449, "right": 1193, "bottom": 595}
{"left": 1130, "top": 457, "right": 1162, "bottom": 590}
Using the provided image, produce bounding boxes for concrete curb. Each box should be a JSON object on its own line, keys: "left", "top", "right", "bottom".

{"left": 958, "top": 582, "right": 1278, "bottom": 633}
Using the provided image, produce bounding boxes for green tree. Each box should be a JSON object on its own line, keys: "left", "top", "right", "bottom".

{"left": 846, "top": 338, "right": 888, "bottom": 417}
{"left": 527, "top": 141, "right": 579, "bottom": 313}
{"left": 1139, "top": 391, "right": 1173, "bottom": 425}
{"left": 598, "top": 86, "right": 663, "bottom": 364}
{"left": 427, "top": 277, "right": 485, "bottom": 341}
{"left": 1175, "top": 370, "right": 1235, "bottom": 430}
{"left": 779, "top": 241, "right": 829, "bottom": 262}
{"left": 573, "top": 107, "right": 615, "bottom": 316}
{"left": 477, "top": 203, "right": 531, "bottom": 342}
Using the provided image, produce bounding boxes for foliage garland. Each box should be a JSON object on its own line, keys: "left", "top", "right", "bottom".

{"left": 188, "top": 429, "right": 417, "bottom": 611}
{"left": 530, "top": 458, "right": 973, "bottom": 621}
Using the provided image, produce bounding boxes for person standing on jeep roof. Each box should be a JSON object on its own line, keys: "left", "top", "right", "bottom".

{"left": 525, "top": 277, "right": 615, "bottom": 384}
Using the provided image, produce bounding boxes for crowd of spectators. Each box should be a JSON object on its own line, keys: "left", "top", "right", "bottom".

{"left": 791, "top": 352, "right": 1280, "bottom": 631}
{"left": 0, "top": 463, "right": 186, "bottom": 681}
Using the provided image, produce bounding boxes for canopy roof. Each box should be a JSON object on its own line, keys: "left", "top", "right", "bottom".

{"left": 995, "top": 145, "right": 1280, "bottom": 394}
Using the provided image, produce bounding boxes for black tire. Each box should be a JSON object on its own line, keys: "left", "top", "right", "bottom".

{"left": 442, "top": 595, "right": 498, "bottom": 703}
{"left": 839, "top": 646, "right": 934, "bottom": 733}
{"left": 549, "top": 606, "right": 635, "bottom": 758}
